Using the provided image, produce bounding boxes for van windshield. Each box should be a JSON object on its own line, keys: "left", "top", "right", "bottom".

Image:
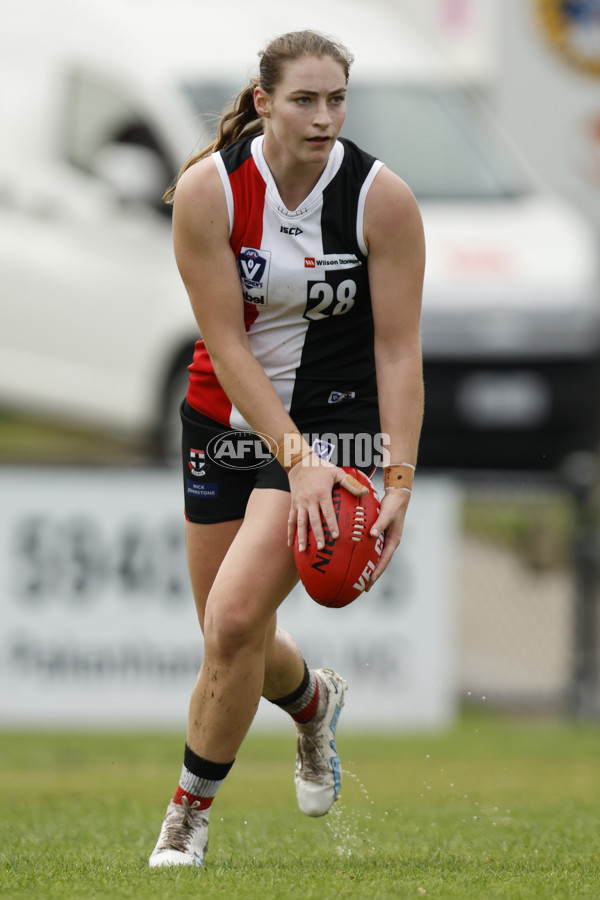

{"left": 182, "top": 83, "right": 531, "bottom": 202}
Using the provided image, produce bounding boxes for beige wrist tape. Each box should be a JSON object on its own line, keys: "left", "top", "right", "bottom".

{"left": 275, "top": 431, "right": 313, "bottom": 473}
{"left": 383, "top": 463, "right": 415, "bottom": 493}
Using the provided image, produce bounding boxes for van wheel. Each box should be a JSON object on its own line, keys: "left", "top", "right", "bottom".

{"left": 156, "top": 351, "right": 192, "bottom": 466}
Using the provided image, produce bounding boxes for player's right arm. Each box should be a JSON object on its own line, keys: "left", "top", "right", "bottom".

{"left": 171, "top": 159, "right": 360, "bottom": 547}
{"left": 172, "top": 158, "right": 296, "bottom": 446}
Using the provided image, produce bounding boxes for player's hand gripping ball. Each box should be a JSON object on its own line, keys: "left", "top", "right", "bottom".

{"left": 294, "top": 467, "right": 383, "bottom": 608}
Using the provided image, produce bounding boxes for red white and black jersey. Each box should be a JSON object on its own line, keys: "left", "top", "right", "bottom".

{"left": 186, "top": 135, "right": 384, "bottom": 433}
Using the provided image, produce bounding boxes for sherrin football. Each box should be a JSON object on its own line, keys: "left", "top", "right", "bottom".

{"left": 294, "top": 467, "right": 383, "bottom": 608}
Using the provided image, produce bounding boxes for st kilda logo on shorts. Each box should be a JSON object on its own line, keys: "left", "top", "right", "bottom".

{"left": 188, "top": 448, "right": 207, "bottom": 477}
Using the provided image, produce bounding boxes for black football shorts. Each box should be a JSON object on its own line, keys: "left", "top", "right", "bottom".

{"left": 180, "top": 400, "right": 290, "bottom": 524}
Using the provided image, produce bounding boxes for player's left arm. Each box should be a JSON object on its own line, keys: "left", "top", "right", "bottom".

{"left": 364, "top": 166, "right": 425, "bottom": 582}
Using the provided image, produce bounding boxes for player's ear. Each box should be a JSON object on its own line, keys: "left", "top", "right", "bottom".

{"left": 254, "top": 85, "right": 271, "bottom": 119}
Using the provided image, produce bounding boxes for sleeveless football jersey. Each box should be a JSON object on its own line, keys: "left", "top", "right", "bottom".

{"left": 186, "top": 134, "right": 384, "bottom": 433}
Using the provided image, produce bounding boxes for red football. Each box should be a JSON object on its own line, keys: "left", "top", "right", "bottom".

{"left": 294, "top": 468, "right": 383, "bottom": 608}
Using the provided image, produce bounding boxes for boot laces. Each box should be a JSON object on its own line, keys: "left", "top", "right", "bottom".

{"left": 156, "top": 796, "right": 204, "bottom": 854}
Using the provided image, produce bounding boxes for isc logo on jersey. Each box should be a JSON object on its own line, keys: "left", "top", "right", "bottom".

{"left": 238, "top": 247, "right": 271, "bottom": 306}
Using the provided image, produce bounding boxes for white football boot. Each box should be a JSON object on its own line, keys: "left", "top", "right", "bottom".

{"left": 294, "top": 668, "right": 347, "bottom": 817}
{"left": 149, "top": 796, "right": 209, "bottom": 868}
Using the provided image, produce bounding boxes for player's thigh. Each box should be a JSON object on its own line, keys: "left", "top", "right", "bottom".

{"left": 186, "top": 517, "right": 243, "bottom": 631}
{"left": 204, "top": 488, "right": 299, "bottom": 643}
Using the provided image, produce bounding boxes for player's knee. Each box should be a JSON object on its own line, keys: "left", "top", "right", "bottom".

{"left": 204, "top": 603, "right": 262, "bottom": 659}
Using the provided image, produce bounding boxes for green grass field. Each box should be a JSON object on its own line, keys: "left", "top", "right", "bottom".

{"left": 1, "top": 713, "right": 599, "bottom": 900}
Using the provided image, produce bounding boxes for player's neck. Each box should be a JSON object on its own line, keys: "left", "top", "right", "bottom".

{"left": 262, "top": 141, "right": 327, "bottom": 212}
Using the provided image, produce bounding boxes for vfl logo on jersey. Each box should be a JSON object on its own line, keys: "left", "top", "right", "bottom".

{"left": 238, "top": 247, "right": 271, "bottom": 306}
{"left": 312, "top": 439, "right": 336, "bottom": 462}
{"left": 189, "top": 448, "right": 207, "bottom": 477}
{"left": 328, "top": 390, "right": 356, "bottom": 404}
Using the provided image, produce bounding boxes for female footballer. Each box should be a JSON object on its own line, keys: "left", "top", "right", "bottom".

{"left": 149, "top": 29, "right": 424, "bottom": 867}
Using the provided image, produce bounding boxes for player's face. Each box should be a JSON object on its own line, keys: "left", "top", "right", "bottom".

{"left": 257, "top": 55, "right": 347, "bottom": 167}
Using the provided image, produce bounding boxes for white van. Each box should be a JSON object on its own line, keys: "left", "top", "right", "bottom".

{"left": 2, "top": 0, "right": 599, "bottom": 468}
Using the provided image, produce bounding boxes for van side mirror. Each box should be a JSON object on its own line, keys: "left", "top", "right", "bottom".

{"left": 91, "top": 143, "right": 167, "bottom": 206}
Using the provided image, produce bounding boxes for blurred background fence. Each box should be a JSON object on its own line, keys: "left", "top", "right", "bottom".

{"left": 455, "top": 465, "right": 600, "bottom": 717}
{"left": 2, "top": 437, "right": 599, "bottom": 725}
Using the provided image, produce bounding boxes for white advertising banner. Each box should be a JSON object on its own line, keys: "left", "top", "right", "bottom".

{"left": 0, "top": 467, "right": 460, "bottom": 731}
